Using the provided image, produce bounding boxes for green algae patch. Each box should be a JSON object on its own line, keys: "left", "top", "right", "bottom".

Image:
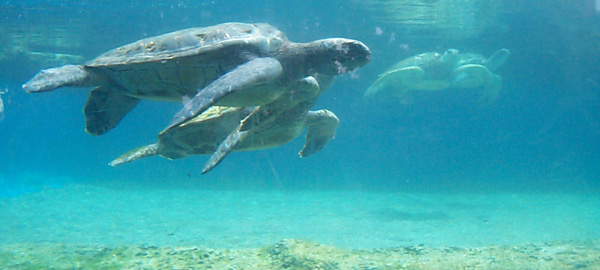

{"left": 1, "top": 239, "right": 599, "bottom": 269}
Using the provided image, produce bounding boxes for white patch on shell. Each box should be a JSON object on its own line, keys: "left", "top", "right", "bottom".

{"left": 257, "top": 37, "right": 284, "bottom": 54}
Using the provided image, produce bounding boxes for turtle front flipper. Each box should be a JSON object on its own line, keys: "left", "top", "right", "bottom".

{"left": 84, "top": 86, "right": 140, "bottom": 135}
{"left": 451, "top": 64, "right": 500, "bottom": 105}
{"left": 364, "top": 74, "right": 391, "bottom": 97}
{"left": 451, "top": 64, "right": 491, "bottom": 89}
{"left": 365, "top": 66, "right": 425, "bottom": 97}
{"left": 23, "top": 65, "right": 91, "bottom": 93}
{"left": 167, "top": 57, "right": 283, "bottom": 130}
{"left": 109, "top": 143, "right": 159, "bottom": 166}
{"left": 299, "top": 109, "right": 339, "bottom": 157}
{"left": 484, "top": 49, "right": 510, "bottom": 72}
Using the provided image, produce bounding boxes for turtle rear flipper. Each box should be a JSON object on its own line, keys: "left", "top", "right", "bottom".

{"left": 299, "top": 109, "right": 339, "bottom": 157}
{"left": 84, "top": 86, "right": 140, "bottom": 135}
{"left": 167, "top": 57, "right": 283, "bottom": 130}
{"left": 202, "top": 128, "right": 250, "bottom": 174}
{"left": 22, "top": 65, "right": 91, "bottom": 93}
{"left": 200, "top": 104, "right": 269, "bottom": 174}
{"left": 109, "top": 143, "right": 159, "bottom": 166}
{"left": 484, "top": 49, "right": 510, "bottom": 72}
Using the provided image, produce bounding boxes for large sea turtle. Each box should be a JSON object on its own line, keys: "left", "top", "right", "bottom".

{"left": 365, "top": 48, "right": 509, "bottom": 105}
{"left": 109, "top": 75, "right": 339, "bottom": 173}
{"left": 22, "top": 22, "right": 370, "bottom": 135}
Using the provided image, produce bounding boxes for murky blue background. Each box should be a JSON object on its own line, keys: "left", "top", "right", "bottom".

{"left": 1, "top": 0, "right": 599, "bottom": 196}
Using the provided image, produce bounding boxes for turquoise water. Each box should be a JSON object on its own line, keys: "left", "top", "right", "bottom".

{"left": 2, "top": 0, "right": 596, "bottom": 191}
{"left": 0, "top": 0, "right": 599, "bottom": 252}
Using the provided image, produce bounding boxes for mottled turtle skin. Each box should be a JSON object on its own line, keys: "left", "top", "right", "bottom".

{"left": 365, "top": 48, "right": 509, "bottom": 105}
{"left": 23, "top": 22, "right": 370, "bottom": 135}
{"left": 110, "top": 75, "right": 340, "bottom": 174}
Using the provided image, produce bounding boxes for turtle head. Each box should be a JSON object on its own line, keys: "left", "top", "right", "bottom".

{"left": 306, "top": 38, "right": 371, "bottom": 76}
{"left": 440, "top": 49, "right": 459, "bottom": 64}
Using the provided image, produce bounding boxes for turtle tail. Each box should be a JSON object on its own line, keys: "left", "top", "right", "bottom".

{"left": 23, "top": 65, "right": 92, "bottom": 93}
{"left": 109, "top": 143, "right": 160, "bottom": 167}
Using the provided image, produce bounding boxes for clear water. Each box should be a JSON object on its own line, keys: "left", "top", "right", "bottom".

{"left": 0, "top": 0, "right": 599, "bottom": 267}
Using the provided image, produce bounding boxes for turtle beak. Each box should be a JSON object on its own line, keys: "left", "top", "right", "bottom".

{"left": 330, "top": 39, "right": 372, "bottom": 74}
{"left": 348, "top": 41, "right": 371, "bottom": 66}
{"left": 307, "top": 38, "right": 372, "bottom": 76}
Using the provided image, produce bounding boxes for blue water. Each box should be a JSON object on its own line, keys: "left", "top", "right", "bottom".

{"left": 0, "top": 0, "right": 599, "bottom": 197}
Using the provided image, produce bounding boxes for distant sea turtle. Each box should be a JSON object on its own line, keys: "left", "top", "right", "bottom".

{"left": 365, "top": 48, "right": 509, "bottom": 105}
{"left": 22, "top": 22, "right": 370, "bottom": 135}
{"left": 110, "top": 75, "right": 339, "bottom": 173}
{"left": 0, "top": 88, "right": 6, "bottom": 121}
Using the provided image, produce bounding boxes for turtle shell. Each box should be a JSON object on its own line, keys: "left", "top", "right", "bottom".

{"left": 82, "top": 23, "right": 287, "bottom": 102}
{"left": 454, "top": 53, "right": 486, "bottom": 68}
{"left": 156, "top": 106, "right": 252, "bottom": 158}
{"left": 385, "top": 50, "right": 458, "bottom": 82}
{"left": 385, "top": 52, "right": 441, "bottom": 72}
{"left": 88, "top": 23, "right": 286, "bottom": 66}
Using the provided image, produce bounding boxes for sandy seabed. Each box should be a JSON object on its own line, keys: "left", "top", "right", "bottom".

{"left": 1, "top": 239, "right": 599, "bottom": 269}
{"left": 1, "top": 183, "right": 599, "bottom": 269}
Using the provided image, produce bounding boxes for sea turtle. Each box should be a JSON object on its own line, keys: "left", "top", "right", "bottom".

{"left": 0, "top": 88, "right": 6, "bottom": 121}
{"left": 109, "top": 75, "right": 339, "bottom": 173}
{"left": 365, "top": 48, "right": 509, "bottom": 105}
{"left": 22, "top": 22, "right": 370, "bottom": 135}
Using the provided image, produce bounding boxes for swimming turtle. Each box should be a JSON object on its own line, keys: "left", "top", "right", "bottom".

{"left": 109, "top": 75, "right": 339, "bottom": 173}
{"left": 0, "top": 88, "right": 6, "bottom": 121}
{"left": 365, "top": 48, "right": 509, "bottom": 105}
{"left": 22, "top": 22, "right": 370, "bottom": 135}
